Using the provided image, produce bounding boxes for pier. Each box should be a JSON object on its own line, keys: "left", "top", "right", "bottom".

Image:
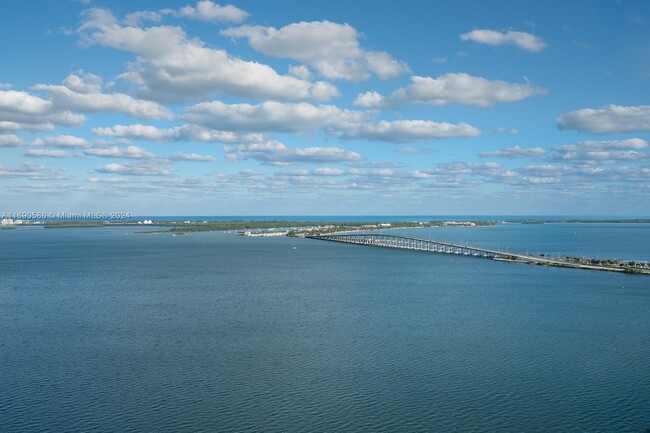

{"left": 307, "top": 233, "right": 649, "bottom": 274}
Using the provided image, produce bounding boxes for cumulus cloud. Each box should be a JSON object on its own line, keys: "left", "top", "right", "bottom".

{"left": 95, "top": 162, "right": 171, "bottom": 176}
{"left": 183, "top": 100, "right": 365, "bottom": 133}
{"left": 179, "top": 1, "right": 249, "bottom": 23}
{"left": 0, "top": 163, "right": 65, "bottom": 180}
{"left": 288, "top": 65, "right": 311, "bottom": 80}
{"left": 512, "top": 164, "right": 571, "bottom": 185}
{"left": 92, "top": 123, "right": 263, "bottom": 143}
{"left": 421, "top": 161, "right": 506, "bottom": 178}
{"left": 392, "top": 74, "right": 545, "bottom": 107}
{"left": 183, "top": 100, "right": 480, "bottom": 142}
{"left": 0, "top": 134, "right": 23, "bottom": 147}
{"left": 550, "top": 138, "right": 648, "bottom": 164}
{"left": 84, "top": 145, "right": 157, "bottom": 159}
{"left": 78, "top": 8, "right": 338, "bottom": 102}
{"left": 341, "top": 120, "right": 481, "bottom": 143}
{"left": 224, "top": 141, "right": 363, "bottom": 166}
{"left": 33, "top": 135, "right": 90, "bottom": 148}
{"left": 479, "top": 145, "right": 546, "bottom": 158}
{"left": 24, "top": 149, "right": 69, "bottom": 158}
{"left": 87, "top": 177, "right": 130, "bottom": 183}
{"left": 169, "top": 151, "right": 216, "bottom": 162}
{"left": 0, "top": 122, "right": 52, "bottom": 133}
{"left": 353, "top": 91, "right": 393, "bottom": 109}
{"left": 123, "top": 10, "right": 165, "bottom": 26}
{"left": 519, "top": 164, "right": 572, "bottom": 175}
{"left": 556, "top": 105, "right": 650, "bottom": 134}
{"left": 277, "top": 167, "right": 359, "bottom": 177}
{"left": 221, "top": 20, "right": 409, "bottom": 81}
{"left": 460, "top": 29, "right": 547, "bottom": 52}
{"left": 0, "top": 89, "right": 85, "bottom": 132}
{"left": 34, "top": 71, "right": 173, "bottom": 120}
{"left": 576, "top": 166, "right": 650, "bottom": 183}
{"left": 496, "top": 127, "right": 520, "bottom": 135}
{"left": 398, "top": 147, "right": 433, "bottom": 154}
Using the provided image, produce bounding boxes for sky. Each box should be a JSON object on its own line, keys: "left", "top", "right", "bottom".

{"left": 1, "top": 0, "right": 650, "bottom": 216}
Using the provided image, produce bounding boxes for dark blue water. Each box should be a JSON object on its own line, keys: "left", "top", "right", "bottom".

{"left": 1, "top": 225, "right": 649, "bottom": 432}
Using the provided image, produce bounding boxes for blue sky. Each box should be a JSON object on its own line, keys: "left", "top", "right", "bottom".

{"left": 1, "top": 0, "right": 649, "bottom": 216}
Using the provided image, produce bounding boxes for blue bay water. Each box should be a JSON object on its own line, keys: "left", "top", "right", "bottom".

{"left": 1, "top": 224, "right": 649, "bottom": 432}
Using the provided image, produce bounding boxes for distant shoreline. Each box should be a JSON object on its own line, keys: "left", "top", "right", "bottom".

{"left": 2, "top": 218, "right": 649, "bottom": 232}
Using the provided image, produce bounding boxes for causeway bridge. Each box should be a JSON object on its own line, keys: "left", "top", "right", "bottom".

{"left": 307, "top": 233, "right": 516, "bottom": 260}
{"left": 306, "top": 233, "right": 644, "bottom": 274}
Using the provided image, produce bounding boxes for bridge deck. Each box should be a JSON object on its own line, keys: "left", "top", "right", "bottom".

{"left": 305, "top": 233, "right": 635, "bottom": 274}
{"left": 307, "top": 233, "right": 512, "bottom": 259}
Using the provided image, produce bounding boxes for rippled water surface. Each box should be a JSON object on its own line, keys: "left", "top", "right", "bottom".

{"left": 1, "top": 224, "right": 649, "bottom": 432}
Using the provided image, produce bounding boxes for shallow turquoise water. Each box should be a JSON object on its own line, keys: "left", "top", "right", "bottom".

{"left": 1, "top": 225, "right": 649, "bottom": 432}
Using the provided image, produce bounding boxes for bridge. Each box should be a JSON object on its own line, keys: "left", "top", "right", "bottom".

{"left": 306, "top": 233, "right": 642, "bottom": 274}
{"left": 305, "top": 233, "right": 650, "bottom": 275}
{"left": 307, "top": 233, "right": 516, "bottom": 260}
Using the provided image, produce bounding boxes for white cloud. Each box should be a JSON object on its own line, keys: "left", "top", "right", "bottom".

{"left": 0, "top": 122, "right": 52, "bottom": 132}
{"left": 422, "top": 161, "right": 504, "bottom": 175}
{"left": 550, "top": 138, "right": 649, "bottom": 164}
{"left": 0, "top": 90, "right": 85, "bottom": 132}
{"left": 519, "top": 164, "right": 572, "bottom": 175}
{"left": 221, "top": 21, "right": 409, "bottom": 81}
{"left": 84, "top": 145, "right": 157, "bottom": 159}
{"left": 288, "top": 65, "right": 311, "bottom": 80}
{"left": 92, "top": 123, "right": 263, "bottom": 143}
{"left": 460, "top": 29, "right": 547, "bottom": 52}
{"left": 87, "top": 177, "right": 129, "bottom": 183}
{"left": 0, "top": 134, "right": 23, "bottom": 147}
{"left": 123, "top": 11, "right": 165, "bottom": 27}
{"left": 169, "top": 151, "right": 216, "bottom": 162}
{"left": 179, "top": 1, "right": 249, "bottom": 23}
{"left": 557, "top": 105, "right": 650, "bottom": 134}
{"left": 184, "top": 100, "right": 480, "bottom": 142}
{"left": 479, "top": 145, "right": 546, "bottom": 158}
{"left": 398, "top": 147, "right": 433, "bottom": 154}
{"left": 184, "top": 100, "right": 365, "bottom": 133}
{"left": 0, "top": 163, "right": 65, "bottom": 180}
{"left": 79, "top": 8, "right": 338, "bottom": 102}
{"left": 224, "top": 141, "right": 363, "bottom": 166}
{"left": 34, "top": 71, "right": 173, "bottom": 120}
{"left": 392, "top": 74, "right": 545, "bottom": 107}
{"left": 353, "top": 91, "right": 393, "bottom": 109}
{"left": 341, "top": 120, "right": 481, "bottom": 143}
{"left": 277, "top": 167, "right": 359, "bottom": 177}
{"left": 24, "top": 149, "right": 69, "bottom": 158}
{"left": 33, "top": 135, "right": 90, "bottom": 148}
{"left": 95, "top": 162, "right": 171, "bottom": 176}
{"left": 92, "top": 124, "right": 174, "bottom": 141}
{"left": 496, "top": 127, "right": 520, "bottom": 135}
{"left": 0, "top": 90, "right": 51, "bottom": 114}
{"left": 513, "top": 164, "right": 571, "bottom": 185}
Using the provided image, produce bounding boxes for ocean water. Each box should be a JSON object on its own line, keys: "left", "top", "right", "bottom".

{"left": 1, "top": 224, "right": 649, "bottom": 432}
